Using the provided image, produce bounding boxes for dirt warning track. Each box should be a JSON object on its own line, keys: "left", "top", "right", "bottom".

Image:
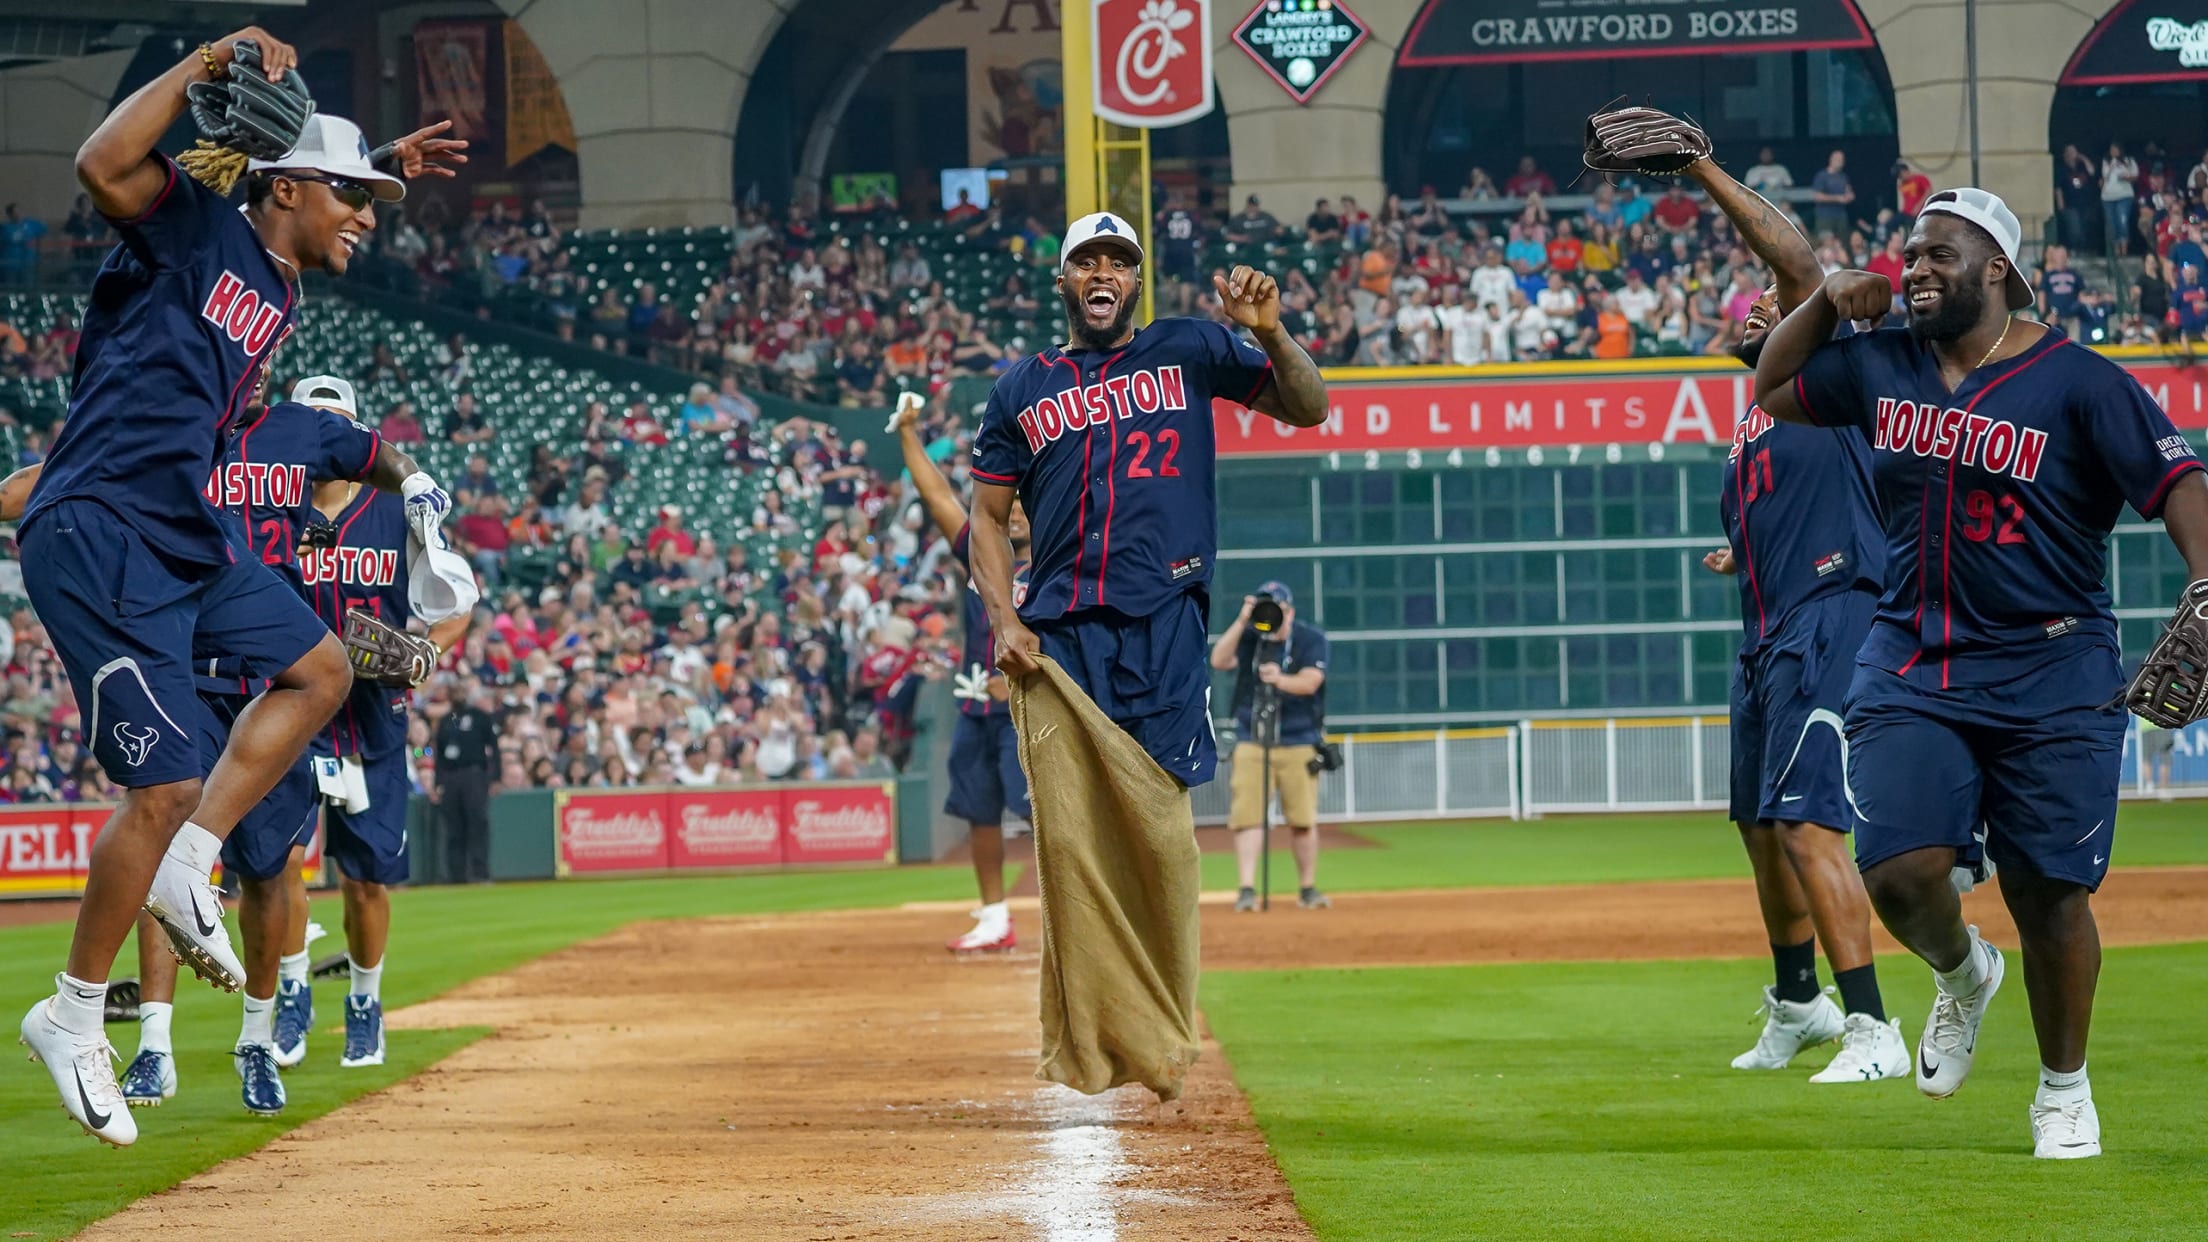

{"left": 78, "top": 868, "right": 2208, "bottom": 1240}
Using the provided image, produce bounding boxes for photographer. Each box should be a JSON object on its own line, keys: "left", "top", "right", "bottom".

{"left": 1209, "top": 581, "right": 1332, "bottom": 911}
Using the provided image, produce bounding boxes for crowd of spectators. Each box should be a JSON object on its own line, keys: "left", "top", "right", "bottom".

{"left": 3, "top": 138, "right": 2208, "bottom": 810}
{"left": 0, "top": 368, "right": 989, "bottom": 807}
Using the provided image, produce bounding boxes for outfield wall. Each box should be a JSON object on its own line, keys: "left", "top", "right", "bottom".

{"left": 1201, "top": 350, "right": 2208, "bottom": 728}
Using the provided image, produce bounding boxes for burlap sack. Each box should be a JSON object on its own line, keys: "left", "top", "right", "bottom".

{"left": 1010, "top": 657, "right": 1202, "bottom": 1101}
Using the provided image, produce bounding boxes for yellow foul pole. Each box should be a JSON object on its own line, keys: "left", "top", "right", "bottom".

{"left": 1061, "top": 1, "right": 1154, "bottom": 325}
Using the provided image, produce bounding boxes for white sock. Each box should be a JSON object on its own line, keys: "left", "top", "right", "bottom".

{"left": 279, "top": 950, "right": 311, "bottom": 987}
{"left": 350, "top": 957, "right": 383, "bottom": 1002}
{"left": 239, "top": 992, "right": 275, "bottom": 1049}
{"left": 168, "top": 821, "right": 223, "bottom": 876}
{"left": 976, "top": 901, "right": 1008, "bottom": 928}
{"left": 1935, "top": 935, "right": 1988, "bottom": 994}
{"left": 139, "top": 1001, "right": 175, "bottom": 1056}
{"left": 2041, "top": 1062, "right": 2090, "bottom": 1097}
{"left": 55, "top": 972, "right": 107, "bottom": 1037}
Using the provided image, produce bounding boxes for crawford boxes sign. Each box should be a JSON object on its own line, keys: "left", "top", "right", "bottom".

{"left": 1396, "top": 0, "right": 1874, "bottom": 64}
{"left": 1234, "top": 0, "right": 1369, "bottom": 102}
{"left": 1210, "top": 356, "right": 2208, "bottom": 455}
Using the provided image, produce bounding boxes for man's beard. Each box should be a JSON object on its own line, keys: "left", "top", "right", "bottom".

{"left": 1061, "top": 287, "right": 1136, "bottom": 350}
{"left": 1907, "top": 272, "right": 1988, "bottom": 344}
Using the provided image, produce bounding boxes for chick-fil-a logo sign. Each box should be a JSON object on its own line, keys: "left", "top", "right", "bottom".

{"left": 1094, "top": 0, "right": 1217, "bottom": 128}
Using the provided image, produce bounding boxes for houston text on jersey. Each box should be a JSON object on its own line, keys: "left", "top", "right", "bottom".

{"left": 1012, "top": 365, "right": 1188, "bottom": 452}
{"left": 1872, "top": 397, "right": 2047, "bottom": 482}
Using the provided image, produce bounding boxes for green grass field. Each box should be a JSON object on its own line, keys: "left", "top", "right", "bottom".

{"left": 1205, "top": 947, "right": 2208, "bottom": 1241}
{"left": 3, "top": 805, "right": 2203, "bottom": 1239}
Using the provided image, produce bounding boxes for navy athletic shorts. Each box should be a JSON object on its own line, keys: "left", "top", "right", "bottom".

{"left": 21, "top": 498, "right": 330, "bottom": 787}
{"left": 324, "top": 749, "right": 412, "bottom": 885}
{"left": 1033, "top": 592, "right": 1217, "bottom": 787}
{"left": 1728, "top": 590, "right": 1875, "bottom": 830}
{"left": 944, "top": 712, "right": 1030, "bottom": 826}
{"left": 1843, "top": 645, "right": 2126, "bottom": 891}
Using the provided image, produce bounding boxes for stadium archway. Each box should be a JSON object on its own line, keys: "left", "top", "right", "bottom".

{"left": 1382, "top": 0, "right": 1900, "bottom": 214}
{"left": 2052, "top": 0, "right": 2208, "bottom": 249}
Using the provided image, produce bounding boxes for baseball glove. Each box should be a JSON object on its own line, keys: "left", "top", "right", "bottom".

{"left": 177, "top": 39, "right": 315, "bottom": 193}
{"left": 2126, "top": 579, "right": 2208, "bottom": 727}
{"left": 343, "top": 608, "right": 438, "bottom": 688}
{"left": 1583, "top": 100, "right": 1712, "bottom": 177}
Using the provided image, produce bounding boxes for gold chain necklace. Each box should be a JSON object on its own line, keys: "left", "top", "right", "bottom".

{"left": 1974, "top": 317, "right": 2012, "bottom": 370}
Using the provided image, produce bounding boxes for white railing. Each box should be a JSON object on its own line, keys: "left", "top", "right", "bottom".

{"left": 1192, "top": 717, "right": 1731, "bottom": 824}
{"left": 1195, "top": 716, "right": 2205, "bottom": 825}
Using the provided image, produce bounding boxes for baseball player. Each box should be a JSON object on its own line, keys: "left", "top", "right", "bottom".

{"left": 298, "top": 439, "right": 469, "bottom": 1070}
{"left": 9, "top": 375, "right": 448, "bottom": 1115}
{"left": 1754, "top": 187, "right": 2208, "bottom": 1157}
{"left": 966, "top": 213, "right": 1327, "bottom": 792}
{"left": 1585, "top": 105, "right": 1903, "bottom": 1080}
{"left": 14, "top": 27, "right": 463, "bottom": 1140}
{"left": 890, "top": 396, "right": 1031, "bottom": 952}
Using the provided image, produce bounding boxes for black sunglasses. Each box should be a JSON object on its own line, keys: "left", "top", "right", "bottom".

{"left": 284, "top": 173, "right": 375, "bottom": 211}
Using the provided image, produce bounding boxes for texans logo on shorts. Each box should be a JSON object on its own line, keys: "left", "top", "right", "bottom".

{"left": 113, "top": 722, "right": 160, "bottom": 768}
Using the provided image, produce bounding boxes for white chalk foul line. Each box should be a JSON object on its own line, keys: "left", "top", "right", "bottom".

{"left": 1027, "top": 1086, "right": 1132, "bottom": 1242}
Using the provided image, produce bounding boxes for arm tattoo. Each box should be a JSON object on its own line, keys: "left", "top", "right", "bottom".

{"left": 1256, "top": 327, "right": 1329, "bottom": 428}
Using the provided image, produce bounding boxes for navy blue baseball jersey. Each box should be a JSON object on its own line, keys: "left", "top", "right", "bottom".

{"left": 949, "top": 523, "right": 1028, "bottom": 718}
{"left": 970, "top": 318, "right": 1273, "bottom": 620}
{"left": 1793, "top": 327, "right": 2204, "bottom": 687}
{"left": 206, "top": 400, "right": 382, "bottom": 593}
{"left": 1720, "top": 412, "right": 1883, "bottom": 652}
{"left": 302, "top": 486, "right": 412, "bottom": 760}
{"left": 23, "top": 155, "right": 297, "bottom": 567}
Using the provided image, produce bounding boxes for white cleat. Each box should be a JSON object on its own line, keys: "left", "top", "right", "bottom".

{"left": 1917, "top": 927, "right": 2004, "bottom": 1099}
{"left": 20, "top": 996, "right": 137, "bottom": 1146}
{"left": 2032, "top": 1086, "right": 2102, "bottom": 1159}
{"left": 1732, "top": 985, "right": 1844, "bottom": 1070}
{"left": 946, "top": 908, "right": 1016, "bottom": 953}
{"left": 143, "top": 852, "right": 245, "bottom": 992}
{"left": 1808, "top": 1013, "right": 1911, "bottom": 1083}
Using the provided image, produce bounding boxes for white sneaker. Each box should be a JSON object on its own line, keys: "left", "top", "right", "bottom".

{"left": 1732, "top": 985, "right": 1844, "bottom": 1069}
{"left": 2032, "top": 1086, "right": 2102, "bottom": 1159}
{"left": 1809, "top": 1013, "right": 1910, "bottom": 1083}
{"left": 143, "top": 852, "right": 245, "bottom": 992}
{"left": 1917, "top": 927, "right": 2004, "bottom": 1099}
{"left": 19, "top": 996, "right": 137, "bottom": 1146}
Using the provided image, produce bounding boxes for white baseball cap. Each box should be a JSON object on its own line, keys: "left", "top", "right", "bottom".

{"left": 249, "top": 114, "right": 405, "bottom": 203}
{"left": 1918, "top": 188, "right": 2034, "bottom": 312}
{"left": 1060, "top": 212, "right": 1142, "bottom": 270}
{"left": 291, "top": 374, "right": 357, "bottom": 416}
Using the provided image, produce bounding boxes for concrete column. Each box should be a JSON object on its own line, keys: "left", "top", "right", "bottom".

{"left": 1865, "top": 0, "right": 2123, "bottom": 223}
{"left": 0, "top": 51, "right": 136, "bottom": 222}
{"left": 1219, "top": 0, "right": 1424, "bottom": 216}
{"left": 498, "top": 0, "right": 796, "bottom": 229}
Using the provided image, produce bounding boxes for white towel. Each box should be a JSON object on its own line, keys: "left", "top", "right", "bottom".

{"left": 405, "top": 506, "right": 479, "bottom": 623}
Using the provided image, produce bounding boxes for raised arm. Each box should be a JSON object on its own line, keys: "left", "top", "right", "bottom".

{"left": 1754, "top": 271, "right": 1890, "bottom": 423}
{"left": 1686, "top": 158, "right": 1821, "bottom": 314}
{"left": 78, "top": 28, "right": 295, "bottom": 219}
{"left": 888, "top": 396, "right": 966, "bottom": 537}
{"left": 969, "top": 480, "right": 1040, "bottom": 676}
{"left": 1210, "top": 597, "right": 1256, "bottom": 670}
{"left": 1214, "top": 265, "right": 1328, "bottom": 427}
